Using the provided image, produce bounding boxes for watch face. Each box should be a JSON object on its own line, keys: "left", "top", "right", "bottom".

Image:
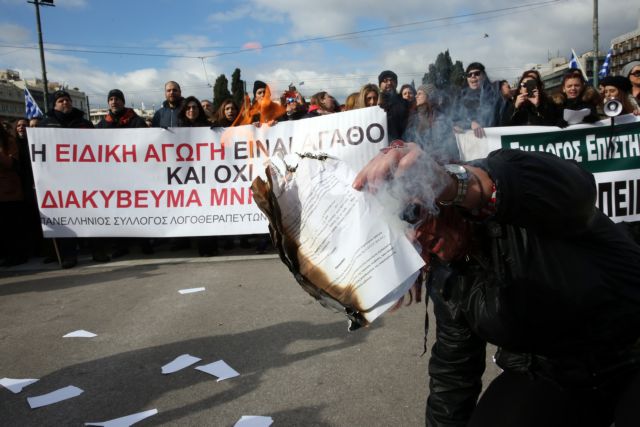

{"left": 444, "top": 164, "right": 467, "bottom": 175}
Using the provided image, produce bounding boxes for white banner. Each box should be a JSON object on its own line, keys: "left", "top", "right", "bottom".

{"left": 28, "top": 107, "right": 388, "bottom": 237}
{"left": 456, "top": 114, "right": 640, "bottom": 222}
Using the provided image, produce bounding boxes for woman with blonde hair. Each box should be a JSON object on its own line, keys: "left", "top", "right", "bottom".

{"left": 356, "top": 83, "right": 380, "bottom": 108}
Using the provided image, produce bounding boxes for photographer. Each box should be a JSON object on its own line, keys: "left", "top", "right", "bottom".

{"left": 501, "top": 70, "right": 563, "bottom": 126}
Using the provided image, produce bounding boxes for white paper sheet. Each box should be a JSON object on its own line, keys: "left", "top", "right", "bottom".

{"left": 63, "top": 330, "right": 97, "bottom": 338}
{"left": 85, "top": 408, "right": 158, "bottom": 427}
{"left": 178, "top": 287, "right": 205, "bottom": 294}
{"left": 27, "top": 385, "right": 84, "bottom": 409}
{"left": 266, "top": 156, "right": 425, "bottom": 324}
{"left": 195, "top": 360, "right": 240, "bottom": 381}
{"left": 0, "top": 377, "right": 39, "bottom": 394}
{"left": 563, "top": 108, "right": 591, "bottom": 125}
{"left": 161, "top": 354, "right": 202, "bottom": 374}
{"left": 233, "top": 415, "right": 274, "bottom": 427}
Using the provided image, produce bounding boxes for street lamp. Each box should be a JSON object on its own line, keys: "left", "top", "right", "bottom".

{"left": 27, "top": 0, "right": 55, "bottom": 114}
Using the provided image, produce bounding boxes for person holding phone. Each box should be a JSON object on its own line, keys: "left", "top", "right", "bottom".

{"left": 501, "top": 70, "right": 563, "bottom": 126}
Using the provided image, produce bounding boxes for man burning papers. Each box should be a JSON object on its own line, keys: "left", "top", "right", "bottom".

{"left": 251, "top": 153, "right": 424, "bottom": 330}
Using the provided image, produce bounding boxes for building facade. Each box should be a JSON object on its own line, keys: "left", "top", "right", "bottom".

{"left": 611, "top": 21, "right": 640, "bottom": 76}
{"left": 0, "top": 69, "right": 89, "bottom": 123}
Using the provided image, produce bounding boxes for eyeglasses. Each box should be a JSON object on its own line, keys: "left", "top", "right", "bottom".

{"left": 630, "top": 71, "right": 640, "bottom": 78}
{"left": 466, "top": 71, "right": 482, "bottom": 78}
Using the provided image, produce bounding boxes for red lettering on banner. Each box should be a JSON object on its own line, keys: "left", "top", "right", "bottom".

{"left": 79, "top": 144, "right": 96, "bottom": 162}
{"left": 56, "top": 144, "right": 71, "bottom": 162}
{"left": 105, "top": 145, "right": 121, "bottom": 162}
{"left": 186, "top": 189, "right": 202, "bottom": 207}
{"left": 134, "top": 190, "right": 148, "bottom": 208}
{"left": 167, "top": 190, "right": 184, "bottom": 207}
{"left": 150, "top": 190, "right": 165, "bottom": 206}
{"left": 117, "top": 191, "right": 132, "bottom": 208}
{"left": 41, "top": 190, "right": 58, "bottom": 208}
{"left": 122, "top": 145, "right": 137, "bottom": 162}
{"left": 145, "top": 145, "right": 161, "bottom": 162}
{"left": 82, "top": 190, "right": 98, "bottom": 208}
{"left": 100, "top": 190, "right": 116, "bottom": 208}
{"left": 211, "top": 142, "right": 225, "bottom": 160}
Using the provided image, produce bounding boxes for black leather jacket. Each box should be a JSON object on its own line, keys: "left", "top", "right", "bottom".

{"left": 426, "top": 149, "right": 640, "bottom": 427}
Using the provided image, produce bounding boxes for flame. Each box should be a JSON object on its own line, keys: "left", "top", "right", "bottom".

{"left": 232, "top": 84, "right": 286, "bottom": 127}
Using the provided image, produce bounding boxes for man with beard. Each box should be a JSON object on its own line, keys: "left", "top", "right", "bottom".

{"left": 97, "top": 89, "right": 147, "bottom": 129}
{"left": 97, "top": 89, "right": 153, "bottom": 258}
{"left": 377, "top": 70, "right": 410, "bottom": 140}
{"left": 39, "top": 90, "right": 109, "bottom": 268}
{"left": 151, "top": 81, "right": 184, "bottom": 128}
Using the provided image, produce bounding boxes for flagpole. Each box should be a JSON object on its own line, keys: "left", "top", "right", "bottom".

{"left": 592, "top": 0, "right": 599, "bottom": 87}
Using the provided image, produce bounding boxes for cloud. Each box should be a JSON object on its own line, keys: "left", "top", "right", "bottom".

{"left": 0, "top": 23, "right": 31, "bottom": 43}
{"left": 242, "top": 41, "right": 262, "bottom": 50}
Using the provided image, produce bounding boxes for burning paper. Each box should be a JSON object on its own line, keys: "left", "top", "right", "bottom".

{"left": 0, "top": 377, "right": 39, "bottom": 394}
{"left": 251, "top": 154, "right": 424, "bottom": 330}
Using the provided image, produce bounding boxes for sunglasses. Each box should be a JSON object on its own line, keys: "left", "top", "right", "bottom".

{"left": 630, "top": 71, "right": 640, "bottom": 78}
{"left": 286, "top": 97, "right": 296, "bottom": 104}
{"left": 466, "top": 71, "right": 482, "bottom": 78}
{"left": 186, "top": 105, "right": 199, "bottom": 110}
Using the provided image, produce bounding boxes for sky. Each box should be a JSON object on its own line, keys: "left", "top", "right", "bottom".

{"left": 1, "top": 0, "right": 639, "bottom": 110}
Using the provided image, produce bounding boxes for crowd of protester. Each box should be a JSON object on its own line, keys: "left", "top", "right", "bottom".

{"left": 2, "top": 60, "right": 640, "bottom": 269}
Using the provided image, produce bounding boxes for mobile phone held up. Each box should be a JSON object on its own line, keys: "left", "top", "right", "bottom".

{"left": 524, "top": 80, "right": 537, "bottom": 98}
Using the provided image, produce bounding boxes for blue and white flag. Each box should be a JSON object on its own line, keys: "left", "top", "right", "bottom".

{"left": 569, "top": 52, "right": 579, "bottom": 69}
{"left": 599, "top": 48, "right": 613, "bottom": 78}
{"left": 24, "top": 87, "right": 43, "bottom": 119}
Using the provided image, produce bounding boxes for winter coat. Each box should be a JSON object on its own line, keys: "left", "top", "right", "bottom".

{"left": 452, "top": 81, "right": 504, "bottom": 129}
{"left": 500, "top": 96, "right": 564, "bottom": 127}
{"left": 151, "top": 99, "right": 184, "bottom": 128}
{"left": 38, "top": 107, "right": 94, "bottom": 129}
{"left": 97, "top": 108, "right": 147, "bottom": 128}
{"left": 426, "top": 149, "right": 640, "bottom": 426}
{"left": 0, "top": 136, "right": 23, "bottom": 202}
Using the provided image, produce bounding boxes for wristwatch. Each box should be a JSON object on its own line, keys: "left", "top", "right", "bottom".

{"left": 438, "top": 164, "right": 469, "bottom": 206}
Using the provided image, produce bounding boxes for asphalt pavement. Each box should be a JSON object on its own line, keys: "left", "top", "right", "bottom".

{"left": 0, "top": 246, "right": 499, "bottom": 426}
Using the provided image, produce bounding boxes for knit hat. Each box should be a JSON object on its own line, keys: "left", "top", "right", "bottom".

{"left": 600, "top": 76, "right": 632, "bottom": 93}
{"left": 52, "top": 90, "right": 71, "bottom": 103}
{"left": 622, "top": 61, "right": 640, "bottom": 78}
{"left": 378, "top": 70, "right": 398, "bottom": 84}
{"left": 465, "top": 62, "right": 485, "bottom": 75}
{"left": 417, "top": 84, "right": 436, "bottom": 96}
{"left": 107, "top": 89, "right": 125, "bottom": 104}
{"left": 253, "top": 80, "right": 267, "bottom": 97}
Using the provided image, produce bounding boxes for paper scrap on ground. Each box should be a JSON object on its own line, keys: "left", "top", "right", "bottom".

{"left": 195, "top": 360, "right": 239, "bottom": 381}
{"left": 563, "top": 108, "right": 591, "bottom": 125}
{"left": 85, "top": 408, "right": 158, "bottom": 427}
{"left": 27, "top": 385, "right": 83, "bottom": 409}
{"left": 161, "top": 354, "right": 202, "bottom": 374}
{"left": 0, "top": 377, "right": 39, "bottom": 394}
{"left": 234, "top": 415, "right": 274, "bottom": 427}
{"left": 178, "top": 287, "right": 205, "bottom": 294}
{"left": 63, "top": 330, "right": 97, "bottom": 338}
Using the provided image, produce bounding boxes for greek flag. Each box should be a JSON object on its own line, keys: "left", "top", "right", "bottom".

{"left": 24, "top": 87, "right": 43, "bottom": 119}
{"left": 599, "top": 48, "right": 613, "bottom": 78}
{"left": 569, "top": 52, "right": 579, "bottom": 69}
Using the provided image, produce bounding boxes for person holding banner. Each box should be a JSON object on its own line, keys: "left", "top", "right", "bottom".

{"left": 353, "top": 142, "right": 640, "bottom": 427}
{"left": 39, "top": 90, "right": 110, "bottom": 268}
{"left": 0, "top": 123, "right": 29, "bottom": 267}
{"left": 552, "top": 70, "right": 601, "bottom": 125}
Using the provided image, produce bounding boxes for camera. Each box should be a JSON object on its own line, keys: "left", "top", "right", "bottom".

{"left": 604, "top": 98, "right": 623, "bottom": 117}
{"left": 524, "top": 80, "right": 537, "bottom": 98}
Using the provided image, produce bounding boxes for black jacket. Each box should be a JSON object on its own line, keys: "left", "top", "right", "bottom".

{"left": 426, "top": 149, "right": 640, "bottom": 426}
{"left": 500, "top": 97, "right": 564, "bottom": 127}
{"left": 38, "top": 107, "right": 94, "bottom": 129}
